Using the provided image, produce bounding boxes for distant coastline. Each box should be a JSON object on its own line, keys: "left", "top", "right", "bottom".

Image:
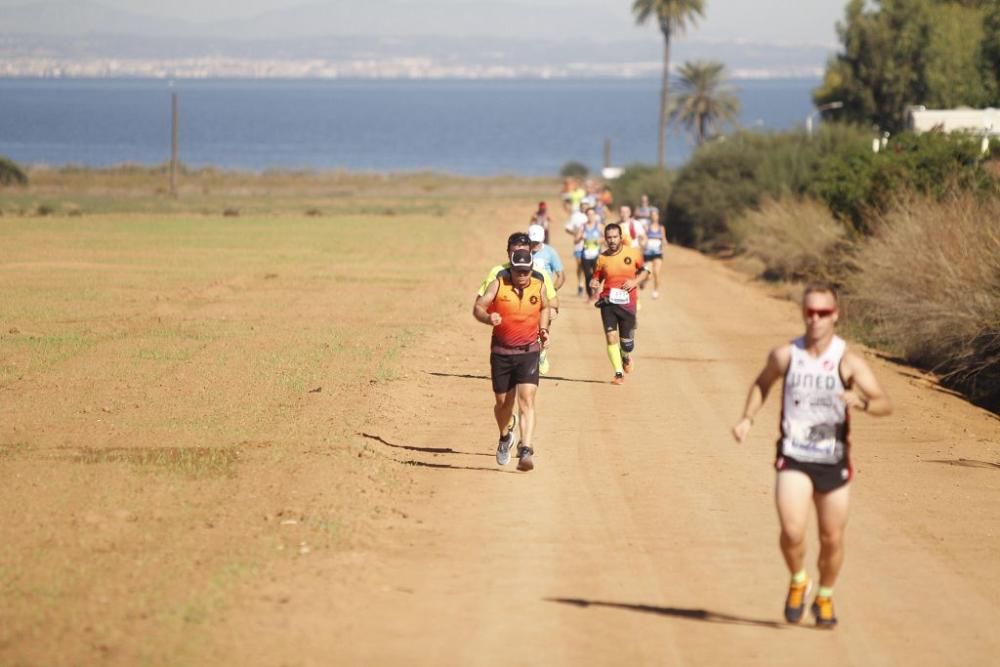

{"left": 0, "top": 59, "right": 824, "bottom": 81}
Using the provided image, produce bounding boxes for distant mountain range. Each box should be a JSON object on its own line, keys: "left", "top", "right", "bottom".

{"left": 0, "top": 0, "right": 832, "bottom": 78}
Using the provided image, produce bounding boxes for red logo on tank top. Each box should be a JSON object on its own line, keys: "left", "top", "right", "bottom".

{"left": 822, "top": 359, "right": 835, "bottom": 371}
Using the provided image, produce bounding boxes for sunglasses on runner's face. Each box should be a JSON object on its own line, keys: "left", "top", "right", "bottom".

{"left": 805, "top": 308, "right": 836, "bottom": 319}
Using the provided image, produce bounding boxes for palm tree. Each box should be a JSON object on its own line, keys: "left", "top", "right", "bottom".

{"left": 633, "top": 0, "right": 706, "bottom": 168}
{"left": 669, "top": 60, "right": 741, "bottom": 145}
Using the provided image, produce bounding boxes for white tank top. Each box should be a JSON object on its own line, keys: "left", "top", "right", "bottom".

{"left": 780, "top": 335, "right": 849, "bottom": 465}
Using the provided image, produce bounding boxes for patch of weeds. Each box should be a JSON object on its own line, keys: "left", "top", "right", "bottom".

{"left": 0, "top": 441, "right": 33, "bottom": 460}
{"left": 69, "top": 446, "right": 241, "bottom": 479}
{"left": 376, "top": 347, "right": 401, "bottom": 382}
{"left": 165, "top": 557, "right": 258, "bottom": 636}
{"left": 135, "top": 348, "right": 196, "bottom": 362}
{"left": 0, "top": 333, "right": 95, "bottom": 385}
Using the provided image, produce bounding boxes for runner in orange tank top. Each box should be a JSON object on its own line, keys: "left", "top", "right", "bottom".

{"left": 473, "top": 249, "right": 551, "bottom": 471}
{"left": 590, "top": 223, "right": 649, "bottom": 385}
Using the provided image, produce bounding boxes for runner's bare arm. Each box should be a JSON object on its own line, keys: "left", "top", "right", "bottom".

{"left": 840, "top": 350, "right": 893, "bottom": 416}
{"left": 732, "top": 345, "right": 791, "bottom": 444}
{"left": 472, "top": 280, "right": 502, "bottom": 326}
{"left": 623, "top": 263, "right": 650, "bottom": 291}
{"left": 589, "top": 259, "right": 605, "bottom": 292}
{"left": 539, "top": 290, "right": 552, "bottom": 348}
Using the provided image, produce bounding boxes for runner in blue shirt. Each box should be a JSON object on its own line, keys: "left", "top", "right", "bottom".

{"left": 528, "top": 224, "right": 564, "bottom": 374}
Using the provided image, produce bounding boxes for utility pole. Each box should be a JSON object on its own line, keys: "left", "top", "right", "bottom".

{"left": 170, "top": 91, "right": 179, "bottom": 197}
{"left": 603, "top": 138, "right": 611, "bottom": 169}
{"left": 807, "top": 100, "right": 844, "bottom": 138}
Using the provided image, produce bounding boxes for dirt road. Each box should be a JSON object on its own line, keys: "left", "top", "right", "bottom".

{"left": 210, "top": 212, "right": 1000, "bottom": 666}
{"left": 2, "top": 197, "right": 997, "bottom": 665}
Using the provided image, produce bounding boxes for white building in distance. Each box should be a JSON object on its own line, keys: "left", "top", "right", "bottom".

{"left": 908, "top": 106, "right": 1000, "bottom": 136}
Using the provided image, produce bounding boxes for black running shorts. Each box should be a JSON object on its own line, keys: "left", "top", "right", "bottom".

{"left": 490, "top": 351, "right": 540, "bottom": 394}
{"left": 599, "top": 303, "right": 637, "bottom": 337}
{"left": 776, "top": 455, "right": 853, "bottom": 494}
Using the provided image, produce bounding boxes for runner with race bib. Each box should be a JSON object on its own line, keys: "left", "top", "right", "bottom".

{"left": 589, "top": 223, "right": 649, "bottom": 385}
{"left": 731, "top": 283, "right": 892, "bottom": 629}
{"left": 575, "top": 206, "right": 604, "bottom": 301}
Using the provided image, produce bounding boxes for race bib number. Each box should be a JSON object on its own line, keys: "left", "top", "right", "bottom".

{"left": 583, "top": 247, "right": 600, "bottom": 260}
{"left": 782, "top": 422, "right": 841, "bottom": 464}
{"left": 609, "top": 288, "right": 630, "bottom": 305}
{"left": 646, "top": 239, "right": 662, "bottom": 253}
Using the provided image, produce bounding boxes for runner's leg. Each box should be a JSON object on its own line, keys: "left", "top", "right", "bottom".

{"left": 516, "top": 383, "right": 537, "bottom": 448}
{"left": 493, "top": 390, "right": 517, "bottom": 436}
{"left": 604, "top": 328, "right": 623, "bottom": 374}
{"left": 814, "top": 484, "right": 851, "bottom": 588}
{"left": 776, "top": 470, "right": 814, "bottom": 574}
{"left": 582, "top": 258, "right": 596, "bottom": 298}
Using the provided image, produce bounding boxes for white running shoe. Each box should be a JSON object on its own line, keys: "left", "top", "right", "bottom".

{"left": 517, "top": 445, "right": 534, "bottom": 472}
{"left": 496, "top": 412, "right": 518, "bottom": 465}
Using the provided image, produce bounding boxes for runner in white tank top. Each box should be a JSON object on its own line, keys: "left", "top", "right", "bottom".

{"left": 779, "top": 334, "right": 849, "bottom": 466}
{"left": 731, "top": 283, "right": 892, "bottom": 629}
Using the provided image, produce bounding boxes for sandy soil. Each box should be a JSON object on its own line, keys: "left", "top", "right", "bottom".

{"left": 3, "top": 202, "right": 998, "bottom": 666}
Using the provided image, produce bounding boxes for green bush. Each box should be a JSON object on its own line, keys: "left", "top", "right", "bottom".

{"left": 811, "top": 130, "right": 997, "bottom": 232}
{"left": 0, "top": 156, "right": 28, "bottom": 186}
{"left": 607, "top": 163, "right": 673, "bottom": 215}
{"left": 665, "top": 126, "right": 872, "bottom": 249}
{"left": 559, "top": 161, "right": 589, "bottom": 179}
{"left": 666, "top": 149, "right": 761, "bottom": 249}
{"left": 666, "top": 125, "right": 998, "bottom": 248}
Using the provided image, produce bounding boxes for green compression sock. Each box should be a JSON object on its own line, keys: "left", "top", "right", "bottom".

{"left": 606, "top": 344, "right": 624, "bottom": 373}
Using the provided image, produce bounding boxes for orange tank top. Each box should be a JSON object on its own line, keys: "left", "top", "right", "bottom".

{"left": 488, "top": 270, "right": 545, "bottom": 351}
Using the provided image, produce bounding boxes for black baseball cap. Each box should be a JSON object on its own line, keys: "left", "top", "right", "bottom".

{"left": 510, "top": 249, "right": 533, "bottom": 270}
{"left": 507, "top": 232, "right": 531, "bottom": 247}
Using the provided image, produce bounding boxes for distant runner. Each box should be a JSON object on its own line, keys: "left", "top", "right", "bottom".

{"left": 564, "top": 203, "right": 588, "bottom": 296}
{"left": 642, "top": 209, "right": 666, "bottom": 299}
{"left": 477, "top": 232, "right": 557, "bottom": 305}
{"left": 589, "top": 223, "right": 649, "bottom": 385}
{"left": 528, "top": 224, "right": 564, "bottom": 375}
{"left": 529, "top": 201, "right": 552, "bottom": 243}
{"left": 731, "top": 283, "right": 892, "bottom": 628}
{"left": 575, "top": 206, "right": 604, "bottom": 300}
{"left": 474, "top": 249, "right": 551, "bottom": 472}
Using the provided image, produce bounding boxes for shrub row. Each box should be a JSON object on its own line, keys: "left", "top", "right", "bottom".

{"left": 665, "top": 127, "right": 1000, "bottom": 249}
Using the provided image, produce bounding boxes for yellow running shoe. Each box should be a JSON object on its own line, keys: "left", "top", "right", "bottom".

{"left": 811, "top": 596, "right": 838, "bottom": 629}
{"left": 784, "top": 578, "right": 812, "bottom": 623}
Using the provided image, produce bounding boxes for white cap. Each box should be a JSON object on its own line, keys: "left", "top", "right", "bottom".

{"left": 527, "top": 224, "right": 545, "bottom": 243}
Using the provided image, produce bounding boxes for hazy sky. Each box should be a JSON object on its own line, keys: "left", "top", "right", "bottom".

{"left": 3, "top": 0, "right": 846, "bottom": 46}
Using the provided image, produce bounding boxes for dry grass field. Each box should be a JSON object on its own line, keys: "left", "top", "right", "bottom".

{"left": 1, "top": 172, "right": 547, "bottom": 664}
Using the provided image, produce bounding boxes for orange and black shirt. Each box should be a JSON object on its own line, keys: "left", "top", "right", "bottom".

{"left": 488, "top": 269, "right": 546, "bottom": 351}
{"left": 593, "top": 246, "right": 644, "bottom": 312}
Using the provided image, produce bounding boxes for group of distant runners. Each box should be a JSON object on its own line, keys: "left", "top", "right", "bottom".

{"left": 470, "top": 188, "right": 893, "bottom": 629}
